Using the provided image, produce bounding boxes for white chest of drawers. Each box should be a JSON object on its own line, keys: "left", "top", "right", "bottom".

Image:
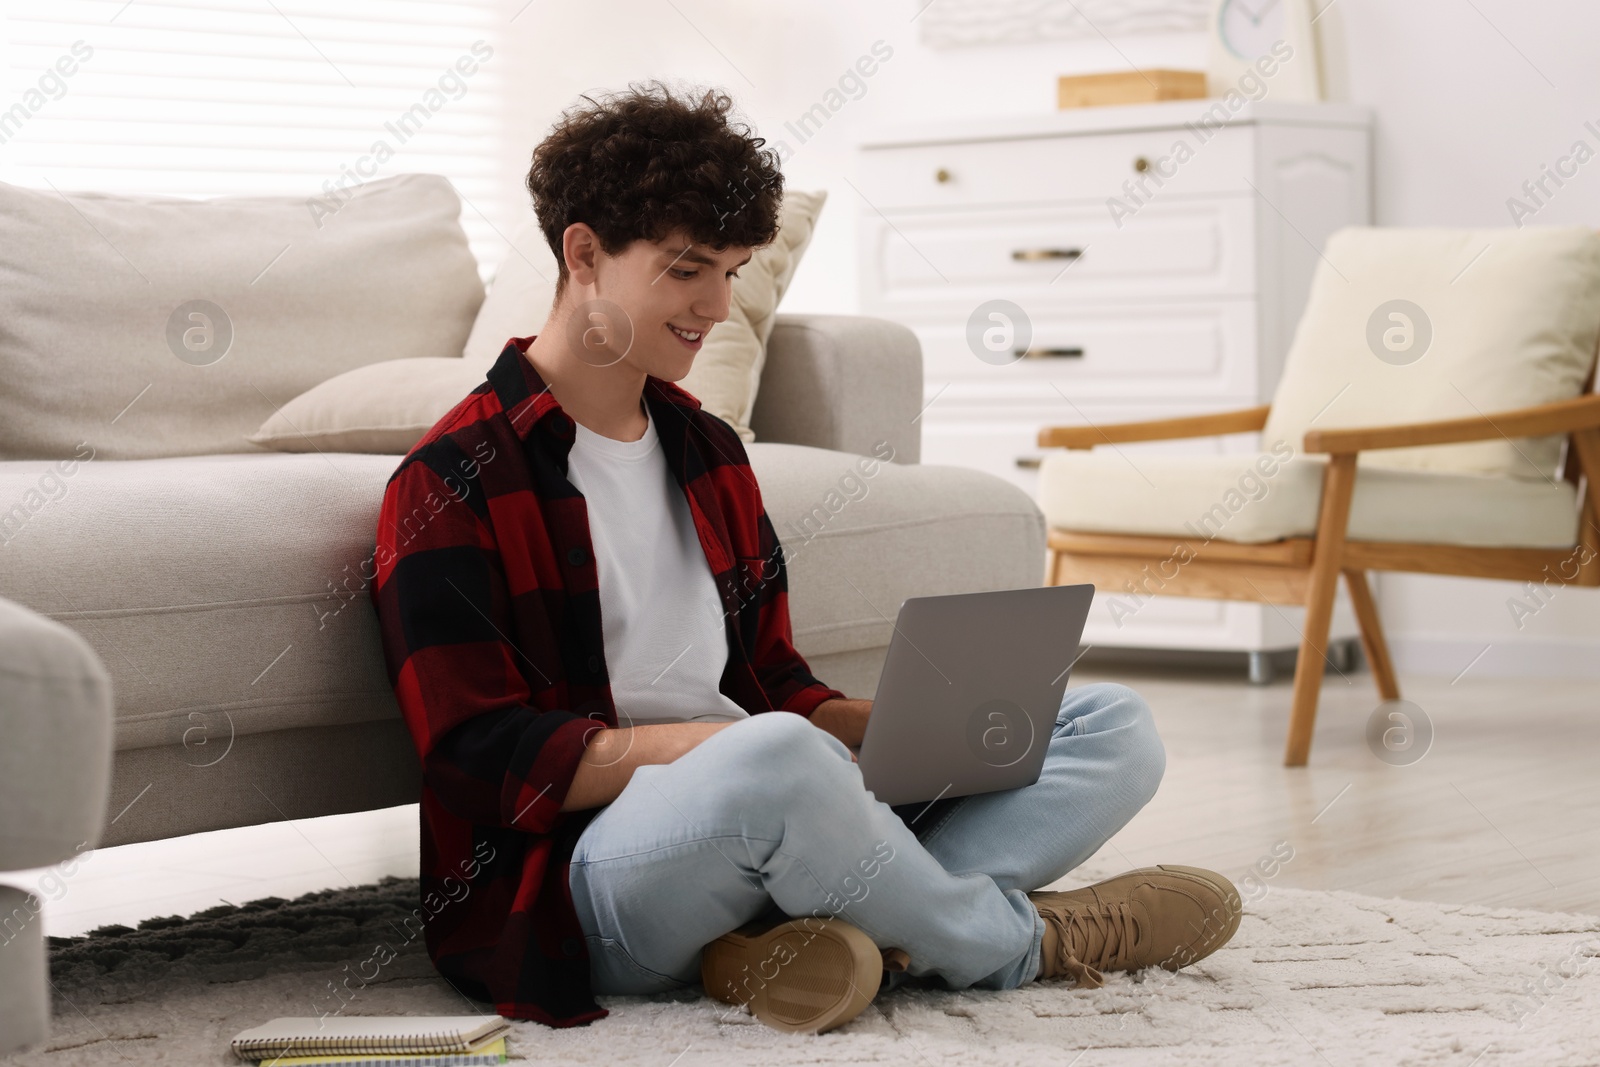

{"left": 856, "top": 101, "right": 1373, "bottom": 658}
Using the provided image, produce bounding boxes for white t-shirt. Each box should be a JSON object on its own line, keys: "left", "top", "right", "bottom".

{"left": 564, "top": 400, "right": 750, "bottom": 727}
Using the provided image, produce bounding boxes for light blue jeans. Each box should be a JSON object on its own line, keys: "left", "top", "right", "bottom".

{"left": 567, "top": 682, "right": 1166, "bottom": 995}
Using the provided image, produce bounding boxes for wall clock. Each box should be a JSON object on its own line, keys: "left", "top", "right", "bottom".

{"left": 1206, "top": 0, "right": 1322, "bottom": 102}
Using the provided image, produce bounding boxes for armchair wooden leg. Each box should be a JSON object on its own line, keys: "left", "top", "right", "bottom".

{"left": 1286, "top": 574, "right": 1339, "bottom": 767}
{"left": 1284, "top": 454, "right": 1358, "bottom": 767}
{"left": 1343, "top": 568, "right": 1400, "bottom": 701}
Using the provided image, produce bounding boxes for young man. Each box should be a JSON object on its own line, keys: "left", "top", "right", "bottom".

{"left": 371, "top": 83, "right": 1241, "bottom": 1035}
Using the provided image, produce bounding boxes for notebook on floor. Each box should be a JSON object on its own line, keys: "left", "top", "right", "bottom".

{"left": 257, "top": 1035, "right": 507, "bottom": 1066}
{"left": 231, "top": 1016, "right": 509, "bottom": 1061}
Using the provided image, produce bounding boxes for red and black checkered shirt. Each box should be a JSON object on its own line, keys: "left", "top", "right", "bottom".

{"left": 370, "top": 337, "right": 846, "bottom": 1027}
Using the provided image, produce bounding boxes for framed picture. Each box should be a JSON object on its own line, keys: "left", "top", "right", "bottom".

{"left": 917, "top": 0, "right": 1210, "bottom": 48}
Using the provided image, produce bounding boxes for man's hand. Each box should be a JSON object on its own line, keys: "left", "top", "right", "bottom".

{"left": 810, "top": 697, "right": 873, "bottom": 751}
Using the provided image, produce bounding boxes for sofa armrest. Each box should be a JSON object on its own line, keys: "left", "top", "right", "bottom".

{"left": 0, "top": 595, "right": 113, "bottom": 871}
{"left": 749, "top": 314, "right": 922, "bottom": 464}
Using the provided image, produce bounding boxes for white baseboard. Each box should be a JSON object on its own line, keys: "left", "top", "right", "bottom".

{"left": 1388, "top": 635, "right": 1600, "bottom": 681}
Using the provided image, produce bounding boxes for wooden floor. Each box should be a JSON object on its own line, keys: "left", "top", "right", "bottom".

{"left": 1077, "top": 659, "right": 1600, "bottom": 916}
{"left": 16, "top": 661, "right": 1600, "bottom": 938}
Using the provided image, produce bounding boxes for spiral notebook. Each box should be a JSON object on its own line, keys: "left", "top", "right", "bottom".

{"left": 231, "top": 1016, "right": 510, "bottom": 1060}
{"left": 258, "top": 1036, "right": 506, "bottom": 1066}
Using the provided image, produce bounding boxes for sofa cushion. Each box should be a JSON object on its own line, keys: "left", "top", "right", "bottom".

{"left": 751, "top": 443, "right": 1046, "bottom": 657}
{"left": 245, "top": 357, "right": 490, "bottom": 454}
{"left": 1262, "top": 226, "right": 1600, "bottom": 481}
{"left": 0, "top": 446, "right": 1043, "bottom": 750}
{"left": 0, "top": 452, "right": 404, "bottom": 752}
{"left": 1038, "top": 449, "right": 1581, "bottom": 548}
{"left": 680, "top": 191, "right": 827, "bottom": 443}
{"left": 0, "top": 174, "right": 484, "bottom": 461}
{"left": 458, "top": 218, "right": 558, "bottom": 362}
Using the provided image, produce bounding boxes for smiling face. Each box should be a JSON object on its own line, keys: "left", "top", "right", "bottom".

{"left": 565, "top": 226, "right": 753, "bottom": 382}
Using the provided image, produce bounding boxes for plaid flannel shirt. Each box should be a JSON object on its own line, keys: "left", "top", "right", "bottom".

{"left": 370, "top": 337, "right": 845, "bottom": 1027}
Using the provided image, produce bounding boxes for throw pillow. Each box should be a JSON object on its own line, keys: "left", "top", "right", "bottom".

{"left": 1263, "top": 226, "right": 1600, "bottom": 480}
{"left": 245, "top": 359, "right": 490, "bottom": 454}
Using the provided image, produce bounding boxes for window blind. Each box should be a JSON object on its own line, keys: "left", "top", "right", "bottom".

{"left": 1, "top": 0, "right": 508, "bottom": 275}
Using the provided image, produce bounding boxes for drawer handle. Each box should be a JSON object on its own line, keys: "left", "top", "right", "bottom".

{"left": 934, "top": 167, "right": 953, "bottom": 183}
{"left": 1015, "top": 455, "right": 1043, "bottom": 470}
{"left": 1016, "top": 347, "right": 1085, "bottom": 360}
{"left": 1012, "top": 248, "right": 1083, "bottom": 262}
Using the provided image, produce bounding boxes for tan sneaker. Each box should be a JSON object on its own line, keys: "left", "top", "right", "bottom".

{"left": 1029, "top": 865, "right": 1242, "bottom": 988}
{"left": 700, "top": 916, "right": 885, "bottom": 1034}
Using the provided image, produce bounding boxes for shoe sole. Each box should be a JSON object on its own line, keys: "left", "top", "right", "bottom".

{"left": 700, "top": 917, "right": 881, "bottom": 1034}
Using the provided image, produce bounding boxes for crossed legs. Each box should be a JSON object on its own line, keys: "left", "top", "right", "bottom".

{"left": 567, "top": 682, "right": 1166, "bottom": 995}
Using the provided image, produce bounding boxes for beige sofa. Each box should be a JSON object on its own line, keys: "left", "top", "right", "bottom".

{"left": 0, "top": 175, "right": 1046, "bottom": 1053}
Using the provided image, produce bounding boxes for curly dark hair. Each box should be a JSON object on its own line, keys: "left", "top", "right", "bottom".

{"left": 524, "top": 82, "right": 784, "bottom": 299}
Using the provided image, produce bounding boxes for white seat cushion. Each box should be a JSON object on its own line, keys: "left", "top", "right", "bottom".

{"left": 1039, "top": 450, "right": 1580, "bottom": 548}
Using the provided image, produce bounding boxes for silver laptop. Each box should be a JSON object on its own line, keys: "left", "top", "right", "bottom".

{"left": 854, "top": 583, "right": 1095, "bottom": 807}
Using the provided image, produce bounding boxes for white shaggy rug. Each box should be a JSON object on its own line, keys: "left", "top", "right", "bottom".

{"left": 17, "top": 863, "right": 1600, "bottom": 1067}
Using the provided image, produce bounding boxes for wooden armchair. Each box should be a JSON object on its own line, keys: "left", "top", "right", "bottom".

{"left": 1040, "top": 395, "right": 1600, "bottom": 765}
{"left": 1035, "top": 226, "right": 1600, "bottom": 765}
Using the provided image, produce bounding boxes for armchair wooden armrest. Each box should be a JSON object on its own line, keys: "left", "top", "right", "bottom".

{"left": 1301, "top": 393, "right": 1600, "bottom": 454}
{"left": 1037, "top": 405, "right": 1271, "bottom": 450}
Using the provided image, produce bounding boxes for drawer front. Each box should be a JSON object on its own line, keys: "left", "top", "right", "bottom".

{"left": 859, "top": 199, "right": 1256, "bottom": 311}
{"left": 913, "top": 301, "right": 1257, "bottom": 399}
{"left": 857, "top": 125, "right": 1254, "bottom": 212}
